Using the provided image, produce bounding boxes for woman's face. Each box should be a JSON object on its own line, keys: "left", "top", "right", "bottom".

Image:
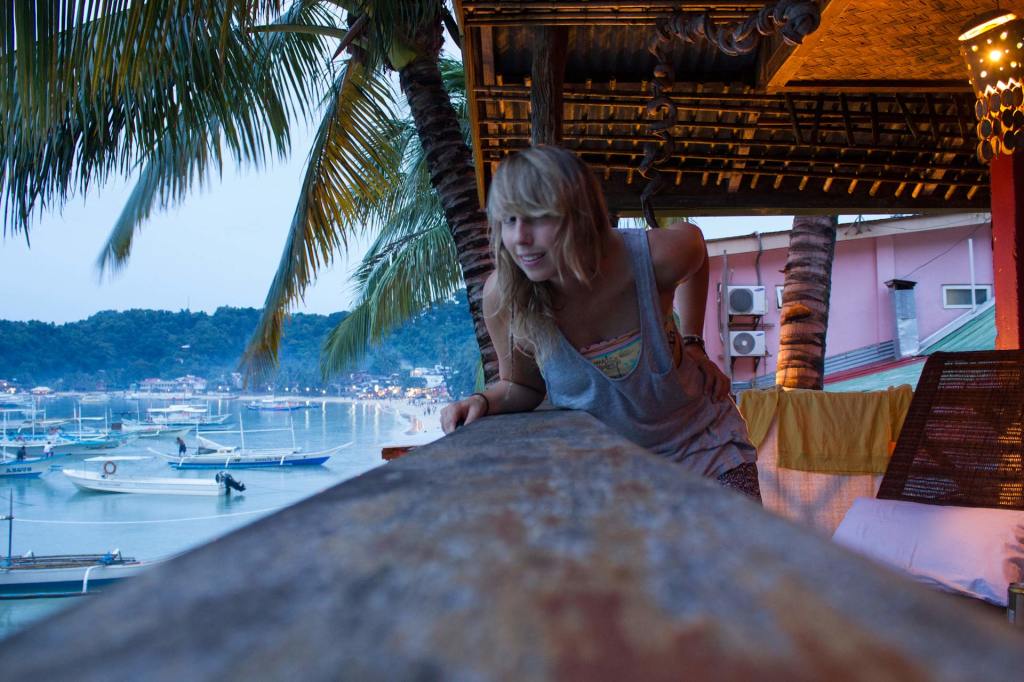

{"left": 501, "top": 214, "right": 561, "bottom": 282}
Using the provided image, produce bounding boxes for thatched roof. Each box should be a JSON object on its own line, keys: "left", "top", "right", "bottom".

{"left": 455, "top": 0, "right": 1013, "bottom": 215}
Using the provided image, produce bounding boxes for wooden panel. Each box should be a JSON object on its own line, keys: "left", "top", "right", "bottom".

{"left": 766, "top": 0, "right": 1024, "bottom": 89}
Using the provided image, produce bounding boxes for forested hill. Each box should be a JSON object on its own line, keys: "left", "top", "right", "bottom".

{"left": 0, "top": 294, "right": 479, "bottom": 393}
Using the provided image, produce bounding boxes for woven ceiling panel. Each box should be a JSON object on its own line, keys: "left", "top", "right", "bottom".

{"left": 795, "top": 0, "right": 1024, "bottom": 82}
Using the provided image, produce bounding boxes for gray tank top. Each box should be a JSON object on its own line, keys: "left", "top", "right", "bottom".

{"left": 540, "top": 228, "right": 756, "bottom": 477}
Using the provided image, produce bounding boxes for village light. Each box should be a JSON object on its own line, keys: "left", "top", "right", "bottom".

{"left": 959, "top": 9, "right": 1024, "bottom": 161}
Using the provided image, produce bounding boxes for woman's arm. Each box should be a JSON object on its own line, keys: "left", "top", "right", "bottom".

{"left": 649, "top": 222, "right": 731, "bottom": 401}
{"left": 440, "top": 273, "right": 546, "bottom": 433}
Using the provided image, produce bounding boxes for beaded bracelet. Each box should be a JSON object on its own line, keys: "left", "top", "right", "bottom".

{"left": 680, "top": 334, "right": 705, "bottom": 350}
{"left": 470, "top": 392, "right": 490, "bottom": 416}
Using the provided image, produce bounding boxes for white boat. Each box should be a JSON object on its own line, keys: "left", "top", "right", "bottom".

{"left": 146, "top": 405, "right": 231, "bottom": 427}
{"left": 0, "top": 434, "right": 100, "bottom": 458}
{"left": 0, "top": 504, "right": 154, "bottom": 598}
{"left": 111, "top": 420, "right": 192, "bottom": 439}
{"left": 153, "top": 436, "right": 350, "bottom": 469}
{"left": 245, "top": 398, "right": 311, "bottom": 412}
{"left": 0, "top": 551, "right": 153, "bottom": 598}
{"left": 62, "top": 456, "right": 245, "bottom": 496}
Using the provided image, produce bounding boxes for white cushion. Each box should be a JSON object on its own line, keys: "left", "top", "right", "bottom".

{"left": 832, "top": 498, "right": 1024, "bottom": 605}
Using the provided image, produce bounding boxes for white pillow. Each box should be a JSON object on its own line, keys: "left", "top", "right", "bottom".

{"left": 832, "top": 497, "right": 1024, "bottom": 606}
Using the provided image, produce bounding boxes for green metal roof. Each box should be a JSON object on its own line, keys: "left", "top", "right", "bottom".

{"left": 920, "top": 305, "right": 996, "bottom": 354}
{"left": 825, "top": 360, "right": 926, "bottom": 393}
{"left": 826, "top": 305, "right": 996, "bottom": 392}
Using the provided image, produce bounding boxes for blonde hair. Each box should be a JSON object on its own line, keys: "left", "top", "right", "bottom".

{"left": 486, "top": 146, "right": 612, "bottom": 357}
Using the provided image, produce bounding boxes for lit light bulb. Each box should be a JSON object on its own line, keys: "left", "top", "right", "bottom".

{"left": 991, "top": 49, "right": 1004, "bottom": 62}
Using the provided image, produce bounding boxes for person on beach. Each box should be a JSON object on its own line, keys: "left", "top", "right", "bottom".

{"left": 440, "top": 145, "right": 759, "bottom": 500}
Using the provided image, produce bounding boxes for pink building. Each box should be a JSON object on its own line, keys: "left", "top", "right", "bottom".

{"left": 700, "top": 213, "right": 993, "bottom": 389}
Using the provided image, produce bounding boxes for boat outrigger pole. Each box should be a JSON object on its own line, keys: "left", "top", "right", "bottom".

{"left": 2, "top": 495, "right": 12, "bottom": 568}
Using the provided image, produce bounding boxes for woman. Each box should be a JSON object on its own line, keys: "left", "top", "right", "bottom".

{"left": 441, "top": 146, "right": 758, "bottom": 500}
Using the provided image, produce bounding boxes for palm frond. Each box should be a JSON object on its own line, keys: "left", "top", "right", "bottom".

{"left": 241, "top": 55, "right": 402, "bottom": 381}
{"left": 95, "top": 1, "right": 336, "bottom": 274}
{"left": 1, "top": 1, "right": 331, "bottom": 234}
{"left": 321, "top": 52, "right": 470, "bottom": 376}
{"left": 321, "top": 219, "right": 461, "bottom": 377}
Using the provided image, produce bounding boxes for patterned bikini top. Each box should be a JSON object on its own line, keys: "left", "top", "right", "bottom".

{"left": 579, "top": 316, "right": 682, "bottom": 379}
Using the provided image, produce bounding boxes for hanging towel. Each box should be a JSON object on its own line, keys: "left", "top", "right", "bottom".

{"left": 739, "top": 385, "right": 914, "bottom": 474}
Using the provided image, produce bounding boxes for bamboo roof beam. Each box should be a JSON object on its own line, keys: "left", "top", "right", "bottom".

{"left": 475, "top": 118, "right": 977, "bottom": 153}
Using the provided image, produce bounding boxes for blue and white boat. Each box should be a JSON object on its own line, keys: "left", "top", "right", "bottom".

{"left": 0, "top": 452, "right": 65, "bottom": 478}
{"left": 245, "top": 398, "right": 311, "bottom": 412}
{"left": 154, "top": 436, "right": 349, "bottom": 469}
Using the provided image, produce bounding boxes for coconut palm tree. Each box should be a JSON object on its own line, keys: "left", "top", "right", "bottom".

{"left": 775, "top": 214, "right": 838, "bottom": 390}
{"left": 321, "top": 58, "right": 467, "bottom": 377}
{"left": 0, "top": 1, "right": 496, "bottom": 383}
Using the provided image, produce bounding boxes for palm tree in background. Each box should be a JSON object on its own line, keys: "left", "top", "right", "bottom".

{"left": 775, "top": 215, "right": 837, "bottom": 390}
{"left": 322, "top": 58, "right": 469, "bottom": 376}
{"left": 0, "top": 1, "right": 495, "bottom": 383}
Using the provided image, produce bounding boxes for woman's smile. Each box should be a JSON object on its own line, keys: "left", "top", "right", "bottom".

{"left": 517, "top": 252, "right": 546, "bottom": 268}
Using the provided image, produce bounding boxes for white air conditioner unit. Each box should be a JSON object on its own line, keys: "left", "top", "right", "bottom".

{"left": 730, "top": 331, "right": 767, "bottom": 357}
{"left": 727, "top": 285, "right": 766, "bottom": 315}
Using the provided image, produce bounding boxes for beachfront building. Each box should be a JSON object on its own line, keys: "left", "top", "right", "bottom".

{"left": 138, "top": 375, "right": 208, "bottom": 394}
{"left": 704, "top": 212, "right": 994, "bottom": 389}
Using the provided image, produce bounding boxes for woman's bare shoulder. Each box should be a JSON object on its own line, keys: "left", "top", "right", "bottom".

{"left": 647, "top": 222, "right": 706, "bottom": 286}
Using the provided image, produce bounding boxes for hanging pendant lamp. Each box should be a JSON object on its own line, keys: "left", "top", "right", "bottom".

{"left": 959, "top": 9, "right": 1024, "bottom": 161}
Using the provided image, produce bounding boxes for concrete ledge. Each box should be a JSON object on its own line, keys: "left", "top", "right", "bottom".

{"left": 0, "top": 411, "right": 1021, "bottom": 679}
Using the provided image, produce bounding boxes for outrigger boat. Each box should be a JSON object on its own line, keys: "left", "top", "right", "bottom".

{"left": 154, "top": 436, "right": 349, "bottom": 469}
{"left": 63, "top": 456, "right": 245, "bottom": 496}
{"left": 145, "top": 405, "right": 231, "bottom": 427}
{"left": 110, "top": 420, "right": 192, "bottom": 439}
{"left": 0, "top": 451, "right": 65, "bottom": 478}
{"left": 0, "top": 500, "right": 153, "bottom": 598}
{"left": 153, "top": 413, "right": 348, "bottom": 469}
{"left": 245, "top": 398, "right": 311, "bottom": 412}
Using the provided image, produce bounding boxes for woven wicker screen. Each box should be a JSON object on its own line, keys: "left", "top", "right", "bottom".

{"left": 877, "top": 351, "right": 1024, "bottom": 510}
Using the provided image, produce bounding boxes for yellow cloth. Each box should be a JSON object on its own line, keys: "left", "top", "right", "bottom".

{"left": 738, "top": 385, "right": 914, "bottom": 475}
{"left": 737, "top": 388, "right": 779, "bottom": 448}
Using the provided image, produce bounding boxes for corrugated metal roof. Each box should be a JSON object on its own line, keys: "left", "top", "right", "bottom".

{"left": 825, "top": 305, "right": 996, "bottom": 392}
{"left": 825, "top": 360, "right": 926, "bottom": 393}
{"left": 920, "top": 306, "right": 996, "bottom": 355}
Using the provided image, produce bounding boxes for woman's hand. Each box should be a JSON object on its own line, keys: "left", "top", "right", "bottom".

{"left": 440, "top": 394, "right": 489, "bottom": 434}
{"left": 684, "top": 344, "right": 732, "bottom": 402}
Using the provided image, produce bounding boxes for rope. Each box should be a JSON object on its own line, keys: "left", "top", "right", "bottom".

{"left": 11, "top": 506, "right": 283, "bottom": 525}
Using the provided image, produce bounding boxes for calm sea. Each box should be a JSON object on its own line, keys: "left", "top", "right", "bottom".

{"left": 0, "top": 395, "right": 420, "bottom": 639}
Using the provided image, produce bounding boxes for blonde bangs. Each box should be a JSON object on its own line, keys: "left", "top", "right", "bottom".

{"left": 487, "top": 155, "right": 565, "bottom": 225}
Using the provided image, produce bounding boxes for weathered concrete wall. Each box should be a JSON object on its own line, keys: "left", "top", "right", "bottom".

{"left": 0, "top": 411, "right": 1020, "bottom": 680}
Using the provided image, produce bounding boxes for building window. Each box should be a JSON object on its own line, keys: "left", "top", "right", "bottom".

{"left": 775, "top": 285, "right": 784, "bottom": 309}
{"left": 942, "top": 285, "right": 991, "bottom": 309}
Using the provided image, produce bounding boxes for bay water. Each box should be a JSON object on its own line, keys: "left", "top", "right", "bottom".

{"left": 0, "top": 395, "right": 429, "bottom": 639}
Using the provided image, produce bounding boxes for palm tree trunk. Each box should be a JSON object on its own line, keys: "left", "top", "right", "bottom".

{"left": 775, "top": 215, "right": 837, "bottom": 390}
{"left": 399, "top": 56, "right": 498, "bottom": 383}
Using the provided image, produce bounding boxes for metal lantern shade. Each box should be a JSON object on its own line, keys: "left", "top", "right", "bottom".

{"left": 959, "top": 10, "right": 1024, "bottom": 162}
